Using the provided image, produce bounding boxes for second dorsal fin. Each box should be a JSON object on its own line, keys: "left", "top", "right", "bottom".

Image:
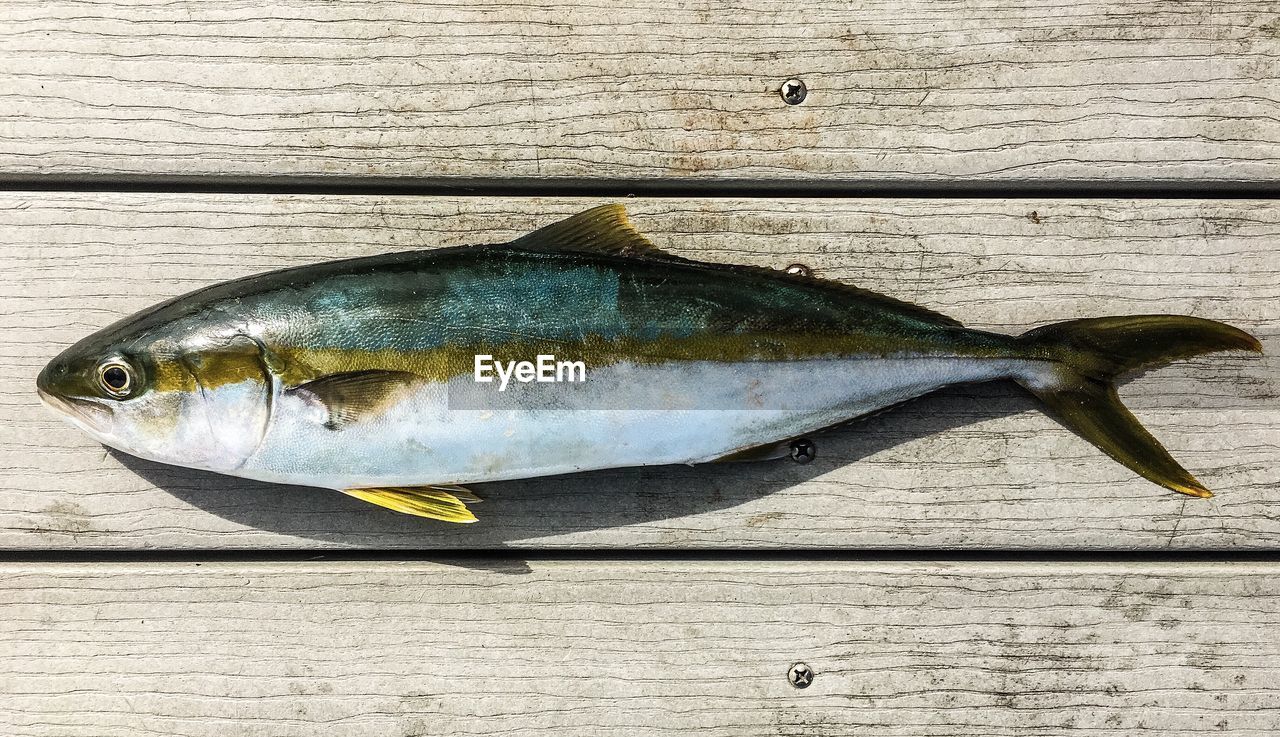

{"left": 510, "top": 204, "right": 672, "bottom": 258}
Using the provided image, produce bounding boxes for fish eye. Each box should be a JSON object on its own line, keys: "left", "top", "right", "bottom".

{"left": 96, "top": 360, "right": 134, "bottom": 398}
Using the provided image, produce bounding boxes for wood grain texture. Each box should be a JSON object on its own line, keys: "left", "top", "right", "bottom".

{"left": 2, "top": 560, "right": 1278, "bottom": 736}
{"left": 0, "top": 0, "right": 1278, "bottom": 182}
{"left": 2, "top": 195, "right": 1276, "bottom": 550}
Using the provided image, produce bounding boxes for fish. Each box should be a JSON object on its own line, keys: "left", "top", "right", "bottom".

{"left": 36, "top": 204, "right": 1262, "bottom": 522}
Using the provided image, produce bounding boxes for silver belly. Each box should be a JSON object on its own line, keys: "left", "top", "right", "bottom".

{"left": 237, "top": 357, "right": 1039, "bottom": 489}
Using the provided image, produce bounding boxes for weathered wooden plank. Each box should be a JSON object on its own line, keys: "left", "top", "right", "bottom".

{"left": 0, "top": 0, "right": 1277, "bottom": 182}
{"left": 2, "top": 195, "right": 1276, "bottom": 549}
{"left": 1, "top": 560, "right": 1277, "bottom": 736}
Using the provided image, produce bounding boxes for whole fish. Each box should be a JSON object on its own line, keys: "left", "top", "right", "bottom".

{"left": 37, "top": 205, "right": 1261, "bottom": 522}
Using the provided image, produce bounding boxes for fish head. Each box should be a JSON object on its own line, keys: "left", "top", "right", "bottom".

{"left": 38, "top": 321, "right": 273, "bottom": 473}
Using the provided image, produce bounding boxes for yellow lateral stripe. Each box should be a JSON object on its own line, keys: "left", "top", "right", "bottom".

{"left": 153, "top": 331, "right": 992, "bottom": 394}
{"left": 266, "top": 333, "right": 973, "bottom": 386}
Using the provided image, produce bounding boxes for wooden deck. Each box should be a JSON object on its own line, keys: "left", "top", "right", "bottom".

{"left": 1, "top": 1, "right": 1277, "bottom": 734}
{"left": 7, "top": 560, "right": 1280, "bottom": 736}
{"left": 2, "top": 0, "right": 1278, "bottom": 184}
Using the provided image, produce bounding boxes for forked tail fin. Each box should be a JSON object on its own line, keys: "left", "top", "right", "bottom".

{"left": 1016, "top": 316, "right": 1262, "bottom": 498}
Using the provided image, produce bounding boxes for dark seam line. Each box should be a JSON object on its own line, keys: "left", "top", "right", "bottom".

{"left": 2, "top": 549, "right": 1278, "bottom": 564}
{"left": 1, "top": 174, "right": 1278, "bottom": 199}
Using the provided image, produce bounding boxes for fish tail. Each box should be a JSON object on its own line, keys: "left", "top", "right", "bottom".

{"left": 1014, "top": 315, "right": 1262, "bottom": 498}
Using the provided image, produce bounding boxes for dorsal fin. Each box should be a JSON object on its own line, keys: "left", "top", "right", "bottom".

{"left": 512, "top": 204, "right": 962, "bottom": 328}
{"left": 510, "top": 204, "right": 672, "bottom": 258}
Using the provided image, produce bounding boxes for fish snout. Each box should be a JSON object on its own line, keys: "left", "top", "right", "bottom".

{"left": 36, "top": 354, "right": 78, "bottom": 403}
{"left": 36, "top": 356, "right": 112, "bottom": 434}
{"left": 35, "top": 358, "right": 62, "bottom": 397}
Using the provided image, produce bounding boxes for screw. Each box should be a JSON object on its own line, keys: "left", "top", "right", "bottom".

{"left": 788, "top": 662, "right": 814, "bottom": 688}
{"left": 789, "top": 438, "right": 816, "bottom": 464}
{"left": 784, "top": 263, "right": 812, "bottom": 277}
{"left": 780, "top": 78, "right": 807, "bottom": 105}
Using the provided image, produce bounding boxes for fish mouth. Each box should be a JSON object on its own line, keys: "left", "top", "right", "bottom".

{"left": 37, "top": 387, "right": 113, "bottom": 435}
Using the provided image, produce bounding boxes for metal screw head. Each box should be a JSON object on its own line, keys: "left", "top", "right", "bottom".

{"left": 788, "top": 662, "right": 814, "bottom": 688}
{"left": 784, "top": 263, "right": 812, "bottom": 277}
{"left": 789, "top": 438, "right": 816, "bottom": 464}
{"left": 781, "top": 78, "right": 807, "bottom": 105}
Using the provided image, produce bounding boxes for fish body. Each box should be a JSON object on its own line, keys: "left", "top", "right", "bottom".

{"left": 37, "top": 205, "right": 1262, "bottom": 521}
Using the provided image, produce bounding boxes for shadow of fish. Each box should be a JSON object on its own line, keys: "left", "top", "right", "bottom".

{"left": 36, "top": 205, "right": 1262, "bottom": 522}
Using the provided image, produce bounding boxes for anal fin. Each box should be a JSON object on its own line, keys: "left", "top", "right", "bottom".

{"left": 710, "top": 440, "right": 792, "bottom": 463}
{"left": 341, "top": 485, "right": 482, "bottom": 523}
{"left": 425, "top": 484, "right": 484, "bottom": 504}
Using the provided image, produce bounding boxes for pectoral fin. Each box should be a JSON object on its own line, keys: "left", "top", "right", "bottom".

{"left": 340, "top": 485, "right": 482, "bottom": 523}
{"left": 291, "top": 370, "right": 418, "bottom": 429}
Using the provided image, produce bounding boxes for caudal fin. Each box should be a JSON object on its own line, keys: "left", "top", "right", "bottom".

{"left": 1017, "top": 316, "right": 1262, "bottom": 498}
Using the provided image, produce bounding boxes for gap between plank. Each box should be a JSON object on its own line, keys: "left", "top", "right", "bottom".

{"left": 2, "top": 549, "right": 1279, "bottom": 564}
{"left": 2, "top": 174, "right": 1278, "bottom": 199}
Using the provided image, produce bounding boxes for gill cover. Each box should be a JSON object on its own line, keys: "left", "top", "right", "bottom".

{"left": 177, "top": 335, "right": 274, "bottom": 468}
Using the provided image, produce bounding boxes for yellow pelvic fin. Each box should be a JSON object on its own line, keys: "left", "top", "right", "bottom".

{"left": 340, "top": 485, "right": 481, "bottom": 523}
